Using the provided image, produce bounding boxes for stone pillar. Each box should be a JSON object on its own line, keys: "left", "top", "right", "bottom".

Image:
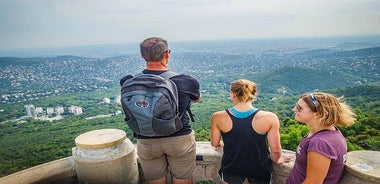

{"left": 72, "top": 129, "right": 139, "bottom": 184}
{"left": 193, "top": 142, "right": 224, "bottom": 183}
{"left": 339, "top": 150, "right": 380, "bottom": 184}
{"left": 272, "top": 150, "right": 295, "bottom": 184}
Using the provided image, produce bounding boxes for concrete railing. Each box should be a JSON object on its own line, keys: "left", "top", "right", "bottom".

{"left": 1, "top": 129, "right": 379, "bottom": 184}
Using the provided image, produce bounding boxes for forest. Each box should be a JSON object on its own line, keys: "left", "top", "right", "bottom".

{"left": 0, "top": 82, "right": 379, "bottom": 177}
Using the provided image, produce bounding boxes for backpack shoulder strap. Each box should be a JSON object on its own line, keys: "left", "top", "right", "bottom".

{"left": 159, "top": 70, "right": 179, "bottom": 79}
{"left": 160, "top": 70, "right": 196, "bottom": 122}
{"left": 133, "top": 70, "right": 178, "bottom": 79}
{"left": 133, "top": 72, "right": 144, "bottom": 78}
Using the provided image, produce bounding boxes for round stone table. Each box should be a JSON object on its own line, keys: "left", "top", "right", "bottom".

{"left": 340, "top": 150, "right": 380, "bottom": 184}
{"left": 73, "top": 129, "right": 139, "bottom": 184}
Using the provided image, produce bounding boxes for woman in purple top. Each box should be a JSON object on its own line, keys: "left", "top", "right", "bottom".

{"left": 286, "top": 92, "right": 356, "bottom": 184}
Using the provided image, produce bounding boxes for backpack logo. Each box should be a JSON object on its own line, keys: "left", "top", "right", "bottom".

{"left": 120, "top": 71, "right": 183, "bottom": 137}
{"left": 135, "top": 100, "right": 149, "bottom": 108}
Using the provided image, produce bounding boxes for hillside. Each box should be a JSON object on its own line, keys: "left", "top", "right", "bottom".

{"left": 0, "top": 82, "right": 379, "bottom": 177}
{"left": 1, "top": 45, "right": 379, "bottom": 104}
{"left": 252, "top": 66, "right": 352, "bottom": 94}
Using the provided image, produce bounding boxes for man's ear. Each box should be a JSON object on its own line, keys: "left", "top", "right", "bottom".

{"left": 164, "top": 52, "right": 170, "bottom": 59}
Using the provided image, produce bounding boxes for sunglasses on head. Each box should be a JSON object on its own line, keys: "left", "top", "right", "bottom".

{"left": 309, "top": 93, "right": 319, "bottom": 107}
{"left": 295, "top": 94, "right": 319, "bottom": 112}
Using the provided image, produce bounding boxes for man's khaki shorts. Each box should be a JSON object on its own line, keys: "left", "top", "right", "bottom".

{"left": 137, "top": 131, "right": 196, "bottom": 180}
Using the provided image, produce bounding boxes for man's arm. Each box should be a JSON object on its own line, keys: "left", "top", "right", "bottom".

{"left": 192, "top": 93, "right": 202, "bottom": 103}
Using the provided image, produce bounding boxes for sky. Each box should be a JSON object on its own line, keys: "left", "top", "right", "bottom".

{"left": 0, "top": 0, "right": 380, "bottom": 50}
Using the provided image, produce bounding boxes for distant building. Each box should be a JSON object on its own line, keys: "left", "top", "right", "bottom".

{"left": 24, "top": 105, "right": 37, "bottom": 117}
{"left": 55, "top": 107, "right": 64, "bottom": 115}
{"left": 103, "top": 98, "right": 111, "bottom": 104}
{"left": 115, "top": 95, "right": 121, "bottom": 104}
{"left": 46, "top": 108, "right": 54, "bottom": 116}
{"left": 276, "top": 86, "right": 287, "bottom": 95}
{"left": 68, "top": 106, "right": 83, "bottom": 115}
{"left": 35, "top": 107, "right": 43, "bottom": 114}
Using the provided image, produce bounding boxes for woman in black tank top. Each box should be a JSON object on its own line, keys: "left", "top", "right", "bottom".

{"left": 210, "top": 79, "right": 291, "bottom": 184}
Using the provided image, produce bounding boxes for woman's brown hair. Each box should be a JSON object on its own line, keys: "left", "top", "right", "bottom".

{"left": 300, "top": 92, "right": 356, "bottom": 127}
{"left": 230, "top": 79, "right": 257, "bottom": 103}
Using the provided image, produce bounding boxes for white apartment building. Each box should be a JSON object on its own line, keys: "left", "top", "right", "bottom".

{"left": 68, "top": 106, "right": 83, "bottom": 115}
{"left": 24, "top": 105, "right": 37, "bottom": 117}
{"left": 46, "top": 108, "right": 54, "bottom": 116}
{"left": 55, "top": 107, "right": 64, "bottom": 115}
{"left": 103, "top": 98, "right": 111, "bottom": 104}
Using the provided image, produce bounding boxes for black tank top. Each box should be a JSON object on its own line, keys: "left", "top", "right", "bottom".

{"left": 220, "top": 109, "right": 272, "bottom": 179}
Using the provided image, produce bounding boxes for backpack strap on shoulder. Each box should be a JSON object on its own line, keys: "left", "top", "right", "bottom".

{"left": 161, "top": 70, "right": 196, "bottom": 122}
{"left": 133, "top": 70, "right": 178, "bottom": 79}
{"left": 133, "top": 72, "right": 144, "bottom": 78}
{"left": 159, "top": 70, "right": 179, "bottom": 79}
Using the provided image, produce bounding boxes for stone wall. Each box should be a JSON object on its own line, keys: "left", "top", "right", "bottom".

{"left": 193, "top": 142, "right": 380, "bottom": 184}
{"left": 1, "top": 129, "right": 379, "bottom": 184}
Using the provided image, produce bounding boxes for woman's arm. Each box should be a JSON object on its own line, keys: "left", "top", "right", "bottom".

{"left": 266, "top": 113, "right": 283, "bottom": 163}
{"left": 302, "top": 151, "right": 331, "bottom": 184}
{"left": 265, "top": 112, "right": 291, "bottom": 164}
{"left": 210, "top": 112, "right": 223, "bottom": 148}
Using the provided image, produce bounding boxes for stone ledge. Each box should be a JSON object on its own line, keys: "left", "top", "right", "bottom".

{"left": 1, "top": 141, "right": 379, "bottom": 184}
{"left": 0, "top": 157, "right": 75, "bottom": 184}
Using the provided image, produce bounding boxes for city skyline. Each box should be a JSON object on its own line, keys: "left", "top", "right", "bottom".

{"left": 1, "top": 0, "right": 380, "bottom": 50}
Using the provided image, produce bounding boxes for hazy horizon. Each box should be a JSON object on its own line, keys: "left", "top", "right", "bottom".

{"left": 1, "top": 0, "right": 380, "bottom": 50}
{"left": 1, "top": 35, "right": 380, "bottom": 58}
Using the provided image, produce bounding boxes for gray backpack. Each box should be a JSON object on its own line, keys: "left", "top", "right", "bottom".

{"left": 120, "top": 71, "right": 183, "bottom": 137}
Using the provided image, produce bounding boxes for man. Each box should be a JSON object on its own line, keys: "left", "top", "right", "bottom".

{"left": 120, "top": 37, "right": 202, "bottom": 184}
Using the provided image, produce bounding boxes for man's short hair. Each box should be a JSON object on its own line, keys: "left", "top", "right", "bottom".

{"left": 140, "top": 37, "right": 168, "bottom": 62}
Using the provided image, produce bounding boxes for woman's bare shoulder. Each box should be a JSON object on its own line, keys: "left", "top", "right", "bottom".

{"left": 212, "top": 110, "right": 228, "bottom": 116}
{"left": 256, "top": 110, "right": 278, "bottom": 118}
{"left": 255, "top": 110, "right": 279, "bottom": 123}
